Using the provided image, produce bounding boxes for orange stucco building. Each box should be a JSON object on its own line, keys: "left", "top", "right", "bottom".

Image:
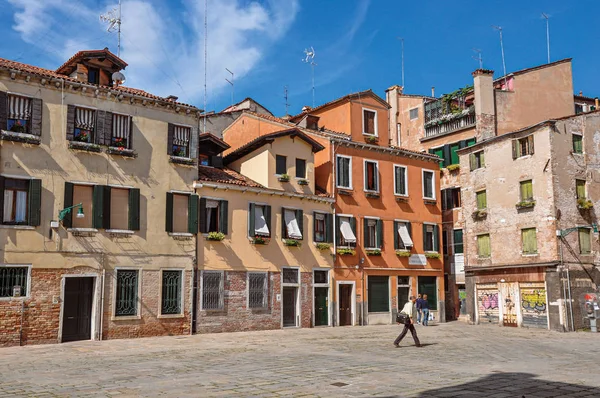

{"left": 223, "top": 90, "right": 445, "bottom": 326}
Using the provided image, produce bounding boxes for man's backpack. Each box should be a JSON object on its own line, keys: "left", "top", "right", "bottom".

{"left": 396, "top": 312, "right": 410, "bottom": 325}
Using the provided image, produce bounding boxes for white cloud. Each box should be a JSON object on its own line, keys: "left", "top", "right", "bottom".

{"left": 7, "top": 0, "right": 299, "bottom": 108}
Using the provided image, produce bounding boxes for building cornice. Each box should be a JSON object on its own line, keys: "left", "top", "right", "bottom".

{"left": 330, "top": 138, "right": 441, "bottom": 163}
{"left": 193, "top": 181, "right": 335, "bottom": 204}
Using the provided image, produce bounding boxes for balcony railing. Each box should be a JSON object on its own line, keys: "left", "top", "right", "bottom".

{"left": 424, "top": 107, "right": 475, "bottom": 138}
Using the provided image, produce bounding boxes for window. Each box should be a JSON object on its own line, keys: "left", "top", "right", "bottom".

{"left": 522, "top": 228, "right": 538, "bottom": 255}
{"left": 72, "top": 184, "right": 94, "bottom": 229}
{"left": 248, "top": 272, "right": 268, "bottom": 309}
{"left": 579, "top": 228, "right": 592, "bottom": 254}
{"left": 512, "top": 135, "right": 534, "bottom": 159}
{"left": 363, "top": 218, "right": 382, "bottom": 249}
{"left": 6, "top": 94, "right": 32, "bottom": 134}
{"left": 276, "top": 155, "right": 287, "bottom": 175}
{"left": 477, "top": 234, "right": 491, "bottom": 258}
{"left": 283, "top": 268, "right": 299, "bottom": 284}
{"left": 422, "top": 170, "right": 435, "bottom": 200}
{"left": 409, "top": 107, "right": 419, "bottom": 120}
{"left": 314, "top": 212, "right": 327, "bottom": 243}
{"left": 363, "top": 109, "right": 377, "bottom": 135}
{"left": 87, "top": 67, "right": 100, "bottom": 84}
{"left": 394, "top": 165, "right": 408, "bottom": 196}
{"left": 476, "top": 190, "right": 487, "bottom": 210}
{"left": 423, "top": 223, "right": 439, "bottom": 252}
{"left": 2, "top": 178, "right": 38, "bottom": 225}
{"left": 575, "top": 104, "right": 584, "bottom": 115}
{"left": 442, "top": 188, "right": 461, "bottom": 210}
{"left": 572, "top": 133, "right": 583, "bottom": 154}
{"left": 0, "top": 266, "right": 29, "bottom": 297}
{"left": 295, "top": 158, "right": 306, "bottom": 179}
{"left": 368, "top": 276, "right": 389, "bottom": 312}
{"left": 199, "top": 154, "right": 210, "bottom": 166}
{"left": 166, "top": 192, "right": 198, "bottom": 234}
{"left": 520, "top": 180, "right": 533, "bottom": 201}
{"left": 418, "top": 276, "right": 437, "bottom": 310}
{"left": 314, "top": 270, "right": 328, "bottom": 284}
{"left": 111, "top": 114, "right": 131, "bottom": 149}
{"left": 576, "top": 179, "right": 586, "bottom": 200}
{"left": 202, "top": 271, "right": 224, "bottom": 310}
{"left": 453, "top": 229, "right": 464, "bottom": 254}
{"left": 470, "top": 151, "right": 485, "bottom": 171}
{"left": 394, "top": 221, "right": 413, "bottom": 250}
{"left": 115, "top": 269, "right": 139, "bottom": 316}
{"left": 249, "top": 203, "right": 271, "bottom": 238}
{"left": 161, "top": 270, "right": 183, "bottom": 315}
{"left": 364, "top": 160, "right": 379, "bottom": 192}
{"left": 110, "top": 188, "right": 130, "bottom": 230}
{"left": 200, "top": 198, "right": 228, "bottom": 234}
{"left": 73, "top": 107, "right": 96, "bottom": 143}
{"left": 171, "top": 125, "right": 191, "bottom": 157}
{"left": 337, "top": 215, "right": 356, "bottom": 247}
{"left": 283, "top": 208, "right": 303, "bottom": 240}
{"left": 336, "top": 155, "right": 352, "bottom": 189}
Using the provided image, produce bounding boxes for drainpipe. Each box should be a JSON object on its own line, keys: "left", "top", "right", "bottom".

{"left": 331, "top": 140, "right": 337, "bottom": 326}
{"left": 99, "top": 259, "right": 105, "bottom": 341}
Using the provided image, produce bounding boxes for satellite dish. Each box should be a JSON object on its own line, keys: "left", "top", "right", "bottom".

{"left": 112, "top": 71, "right": 126, "bottom": 86}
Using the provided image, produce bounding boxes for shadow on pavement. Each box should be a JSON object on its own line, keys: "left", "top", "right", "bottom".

{"left": 415, "top": 372, "right": 600, "bottom": 397}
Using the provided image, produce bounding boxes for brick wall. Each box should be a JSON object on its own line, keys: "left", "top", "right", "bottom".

{"left": 301, "top": 272, "right": 313, "bottom": 328}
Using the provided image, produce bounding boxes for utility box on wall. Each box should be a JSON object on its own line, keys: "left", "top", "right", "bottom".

{"left": 580, "top": 293, "right": 600, "bottom": 332}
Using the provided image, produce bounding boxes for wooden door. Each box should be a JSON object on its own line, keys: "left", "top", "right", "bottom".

{"left": 62, "top": 277, "right": 94, "bottom": 342}
{"left": 339, "top": 284, "right": 352, "bottom": 326}
{"left": 314, "top": 287, "right": 328, "bottom": 326}
{"left": 282, "top": 287, "right": 297, "bottom": 327}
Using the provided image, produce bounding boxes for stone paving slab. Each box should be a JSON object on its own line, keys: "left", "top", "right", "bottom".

{"left": 1, "top": 322, "right": 599, "bottom": 397}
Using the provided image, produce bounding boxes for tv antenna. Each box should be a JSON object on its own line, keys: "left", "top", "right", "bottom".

{"left": 542, "top": 13, "right": 550, "bottom": 63}
{"left": 472, "top": 48, "right": 483, "bottom": 69}
{"left": 302, "top": 47, "right": 317, "bottom": 108}
{"left": 284, "top": 86, "right": 290, "bottom": 116}
{"left": 100, "top": 0, "right": 122, "bottom": 57}
{"left": 203, "top": 0, "right": 208, "bottom": 134}
{"left": 225, "top": 68, "right": 234, "bottom": 107}
{"left": 492, "top": 25, "right": 508, "bottom": 90}
{"left": 396, "top": 37, "right": 405, "bottom": 88}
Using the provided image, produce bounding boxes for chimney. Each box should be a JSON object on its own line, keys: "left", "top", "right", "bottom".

{"left": 301, "top": 106, "right": 312, "bottom": 113}
{"left": 472, "top": 69, "right": 496, "bottom": 141}
{"left": 166, "top": 95, "right": 179, "bottom": 102}
{"left": 431, "top": 87, "right": 435, "bottom": 97}
{"left": 595, "top": 98, "right": 599, "bottom": 110}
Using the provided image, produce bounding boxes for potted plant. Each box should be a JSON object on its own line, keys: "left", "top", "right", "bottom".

{"left": 206, "top": 231, "right": 225, "bottom": 241}
{"left": 366, "top": 249, "right": 382, "bottom": 256}
{"left": 577, "top": 198, "right": 594, "bottom": 210}
{"left": 252, "top": 236, "right": 269, "bottom": 245}
{"left": 336, "top": 248, "right": 356, "bottom": 256}
{"left": 365, "top": 135, "right": 378, "bottom": 144}
{"left": 283, "top": 239, "right": 301, "bottom": 247}
{"left": 425, "top": 252, "right": 441, "bottom": 259}
{"left": 395, "top": 250, "right": 411, "bottom": 257}
{"left": 298, "top": 179, "right": 309, "bottom": 186}
{"left": 316, "top": 242, "right": 331, "bottom": 250}
{"left": 446, "top": 164, "right": 460, "bottom": 172}
{"left": 278, "top": 173, "right": 290, "bottom": 182}
{"left": 472, "top": 209, "right": 488, "bottom": 220}
{"left": 516, "top": 200, "right": 536, "bottom": 210}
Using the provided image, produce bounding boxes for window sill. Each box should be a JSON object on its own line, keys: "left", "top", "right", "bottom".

{"left": 364, "top": 191, "right": 380, "bottom": 198}
{"left": 0, "top": 224, "right": 35, "bottom": 230}
{"left": 68, "top": 141, "right": 102, "bottom": 153}
{"left": 521, "top": 253, "right": 539, "bottom": 257}
{"left": 169, "top": 232, "right": 194, "bottom": 240}
{"left": 67, "top": 228, "right": 98, "bottom": 237}
{"left": 0, "top": 296, "right": 29, "bottom": 301}
{"left": 423, "top": 199, "right": 437, "bottom": 205}
{"left": 107, "top": 147, "right": 138, "bottom": 158}
{"left": 157, "top": 313, "right": 185, "bottom": 319}
{"left": 169, "top": 156, "right": 195, "bottom": 166}
{"left": 1, "top": 130, "right": 41, "bottom": 145}
{"left": 337, "top": 188, "right": 353, "bottom": 196}
{"left": 111, "top": 315, "right": 142, "bottom": 321}
{"left": 395, "top": 195, "right": 409, "bottom": 202}
{"left": 107, "top": 229, "right": 135, "bottom": 237}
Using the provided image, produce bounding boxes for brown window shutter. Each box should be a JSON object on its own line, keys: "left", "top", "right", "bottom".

{"left": 104, "top": 111, "right": 114, "bottom": 146}
{"left": 511, "top": 140, "right": 518, "bottom": 159}
{"left": 31, "top": 98, "right": 43, "bottom": 137}
{"left": 0, "top": 91, "right": 7, "bottom": 131}
{"left": 95, "top": 110, "right": 105, "bottom": 145}
{"left": 66, "top": 105, "right": 75, "bottom": 141}
{"left": 167, "top": 123, "right": 174, "bottom": 155}
{"left": 528, "top": 135, "right": 534, "bottom": 155}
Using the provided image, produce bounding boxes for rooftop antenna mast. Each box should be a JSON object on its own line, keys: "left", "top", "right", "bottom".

{"left": 396, "top": 37, "right": 404, "bottom": 88}
{"left": 472, "top": 48, "right": 483, "bottom": 69}
{"left": 284, "top": 86, "right": 290, "bottom": 115}
{"left": 100, "top": 0, "right": 122, "bottom": 57}
{"left": 302, "top": 47, "right": 317, "bottom": 108}
{"left": 203, "top": 0, "right": 208, "bottom": 134}
{"left": 492, "top": 25, "right": 508, "bottom": 90}
{"left": 542, "top": 13, "right": 550, "bottom": 63}
{"left": 225, "top": 68, "right": 234, "bottom": 107}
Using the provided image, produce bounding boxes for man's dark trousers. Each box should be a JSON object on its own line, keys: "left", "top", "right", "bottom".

{"left": 394, "top": 323, "right": 421, "bottom": 346}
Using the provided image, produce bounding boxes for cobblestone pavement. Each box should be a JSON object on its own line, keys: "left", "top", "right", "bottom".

{"left": 1, "top": 322, "right": 599, "bottom": 397}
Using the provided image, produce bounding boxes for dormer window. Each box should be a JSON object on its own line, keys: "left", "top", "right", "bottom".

{"left": 74, "top": 107, "right": 96, "bottom": 143}
{"left": 88, "top": 67, "right": 100, "bottom": 85}
{"left": 6, "top": 94, "right": 32, "bottom": 134}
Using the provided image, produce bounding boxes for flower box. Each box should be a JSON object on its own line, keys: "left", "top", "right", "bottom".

{"left": 396, "top": 250, "right": 411, "bottom": 257}
{"left": 446, "top": 164, "right": 460, "bottom": 172}
{"left": 516, "top": 200, "right": 536, "bottom": 210}
{"left": 577, "top": 198, "right": 594, "bottom": 210}
{"left": 316, "top": 242, "right": 331, "bottom": 251}
{"left": 252, "top": 236, "right": 270, "bottom": 245}
{"left": 206, "top": 232, "right": 225, "bottom": 241}
{"left": 395, "top": 196, "right": 409, "bottom": 203}
{"left": 425, "top": 252, "right": 441, "bottom": 259}
{"left": 364, "top": 135, "right": 378, "bottom": 144}
{"left": 424, "top": 199, "right": 437, "bottom": 205}
{"left": 366, "top": 249, "right": 382, "bottom": 256}
{"left": 338, "top": 189, "right": 353, "bottom": 196}
{"left": 1, "top": 130, "right": 41, "bottom": 145}
{"left": 365, "top": 192, "right": 380, "bottom": 199}
{"left": 283, "top": 239, "right": 301, "bottom": 247}
{"left": 169, "top": 156, "right": 195, "bottom": 166}
{"left": 278, "top": 174, "right": 290, "bottom": 182}
{"left": 107, "top": 147, "right": 138, "bottom": 158}
{"left": 336, "top": 248, "right": 356, "bottom": 256}
{"left": 472, "top": 209, "right": 487, "bottom": 220}
{"left": 298, "top": 179, "right": 309, "bottom": 186}
{"left": 69, "top": 141, "right": 102, "bottom": 153}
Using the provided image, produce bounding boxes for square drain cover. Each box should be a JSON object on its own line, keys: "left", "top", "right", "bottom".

{"left": 331, "top": 382, "right": 349, "bottom": 387}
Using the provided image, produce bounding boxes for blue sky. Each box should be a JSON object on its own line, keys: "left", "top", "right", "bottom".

{"left": 2, "top": 0, "right": 599, "bottom": 116}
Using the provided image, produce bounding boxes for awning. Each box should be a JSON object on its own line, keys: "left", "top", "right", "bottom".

{"left": 8, "top": 95, "right": 31, "bottom": 120}
{"left": 112, "top": 114, "right": 130, "bottom": 139}
{"left": 284, "top": 209, "right": 302, "bottom": 239}
{"left": 339, "top": 219, "right": 356, "bottom": 243}
{"left": 173, "top": 125, "right": 191, "bottom": 145}
{"left": 398, "top": 224, "right": 413, "bottom": 247}
{"left": 254, "top": 206, "right": 269, "bottom": 235}
{"left": 75, "top": 107, "right": 95, "bottom": 130}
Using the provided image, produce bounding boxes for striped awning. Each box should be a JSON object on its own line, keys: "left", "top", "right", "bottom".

{"left": 173, "top": 125, "right": 190, "bottom": 146}
{"left": 112, "top": 114, "right": 130, "bottom": 139}
{"left": 75, "top": 107, "right": 96, "bottom": 130}
{"left": 8, "top": 95, "right": 31, "bottom": 120}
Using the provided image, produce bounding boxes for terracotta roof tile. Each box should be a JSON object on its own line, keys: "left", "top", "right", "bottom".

{"left": 56, "top": 48, "right": 128, "bottom": 74}
{"left": 197, "top": 166, "right": 263, "bottom": 188}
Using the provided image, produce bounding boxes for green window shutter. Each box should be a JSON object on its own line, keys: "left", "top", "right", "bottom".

{"left": 63, "top": 182, "right": 74, "bottom": 228}
{"left": 459, "top": 140, "right": 467, "bottom": 149}
{"left": 363, "top": 218, "right": 369, "bottom": 245}
{"left": 480, "top": 151, "right": 485, "bottom": 167}
{"left": 528, "top": 135, "right": 535, "bottom": 155}
{"left": 128, "top": 188, "right": 140, "bottom": 231}
{"left": 199, "top": 197, "right": 207, "bottom": 233}
{"left": 433, "top": 147, "right": 444, "bottom": 169}
{"left": 450, "top": 143, "right": 460, "bottom": 165}
{"left": 281, "top": 207, "right": 287, "bottom": 238}
{"left": 28, "top": 179, "right": 42, "bottom": 226}
{"left": 0, "top": 176, "right": 4, "bottom": 223}
{"left": 476, "top": 191, "right": 487, "bottom": 210}
{"left": 335, "top": 215, "right": 341, "bottom": 245}
{"left": 248, "top": 203, "right": 256, "bottom": 237}
{"left": 442, "top": 145, "right": 451, "bottom": 168}
{"left": 579, "top": 228, "right": 591, "bottom": 254}
{"left": 466, "top": 138, "right": 476, "bottom": 147}
{"left": 296, "top": 209, "right": 303, "bottom": 239}
{"left": 219, "top": 200, "right": 228, "bottom": 234}
{"left": 433, "top": 224, "right": 439, "bottom": 252}
{"left": 165, "top": 192, "right": 174, "bottom": 232}
{"left": 393, "top": 221, "right": 399, "bottom": 250}
{"left": 0, "top": 91, "right": 7, "bottom": 131}
{"left": 103, "top": 186, "right": 112, "bottom": 229}
{"left": 478, "top": 235, "right": 491, "bottom": 257}
{"left": 377, "top": 219, "right": 383, "bottom": 249}
{"left": 469, "top": 153, "right": 476, "bottom": 171}
{"left": 573, "top": 134, "right": 583, "bottom": 154}
{"left": 422, "top": 224, "right": 427, "bottom": 251}
{"left": 453, "top": 229, "right": 464, "bottom": 254}
{"left": 520, "top": 180, "right": 533, "bottom": 201}
{"left": 264, "top": 205, "right": 272, "bottom": 237}
{"left": 522, "top": 228, "right": 537, "bottom": 254}
{"left": 326, "top": 213, "right": 333, "bottom": 243}
{"left": 167, "top": 123, "right": 174, "bottom": 155}
{"left": 92, "top": 185, "right": 106, "bottom": 229}
{"left": 576, "top": 180, "right": 586, "bottom": 199}
{"left": 188, "top": 194, "right": 199, "bottom": 234}
{"left": 512, "top": 140, "right": 518, "bottom": 159}
{"left": 350, "top": 217, "right": 356, "bottom": 240}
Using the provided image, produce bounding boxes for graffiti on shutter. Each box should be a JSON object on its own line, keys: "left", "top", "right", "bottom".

{"left": 476, "top": 284, "right": 499, "bottom": 324}
{"left": 520, "top": 282, "right": 547, "bottom": 329}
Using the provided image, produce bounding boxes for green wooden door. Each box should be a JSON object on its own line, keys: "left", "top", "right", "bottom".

{"left": 314, "top": 287, "right": 328, "bottom": 326}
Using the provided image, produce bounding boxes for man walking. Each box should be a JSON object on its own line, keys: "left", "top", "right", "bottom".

{"left": 422, "top": 294, "right": 430, "bottom": 326}
{"left": 394, "top": 296, "right": 421, "bottom": 348}
{"left": 416, "top": 294, "right": 423, "bottom": 325}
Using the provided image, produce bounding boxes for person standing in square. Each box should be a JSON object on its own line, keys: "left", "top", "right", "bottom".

{"left": 422, "top": 294, "right": 430, "bottom": 326}
{"left": 416, "top": 293, "right": 423, "bottom": 325}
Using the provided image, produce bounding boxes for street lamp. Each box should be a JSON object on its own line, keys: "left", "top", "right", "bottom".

{"left": 58, "top": 203, "right": 85, "bottom": 221}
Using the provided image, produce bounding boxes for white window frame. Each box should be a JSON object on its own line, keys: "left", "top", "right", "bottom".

{"left": 363, "top": 215, "right": 380, "bottom": 250}
{"left": 200, "top": 270, "right": 225, "bottom": 311}
{"left": 112, "top": 267, "right": 142, "bottom": 320}
{"left": 247, "top": 271, "right": 269, "bottom": 309}
{"left": 363, "top": 159, "right": 379, "bottom": 193}
{"left": 409, "top": 107, "right": 419, "bottom": 120}
{"left": 393, "top": 164, "right": 408, "bottom": 197}
{"left": 0, "top": 264, "right": 32, "bottom": 300}
{"left": 361, "top": 107, "right": 378, "bottom": 136}
{"left": 336, "top": 155, "right": 353, "bottom": 190}
{"left": 158, "top": 268, "right": 186, "bottom": 317}
{"left": 422, "top": 169, "right": 436, "bottom": 200}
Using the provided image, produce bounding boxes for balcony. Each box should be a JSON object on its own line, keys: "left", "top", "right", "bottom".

{"left": 424, "top": 107, "right": 475, "bottom": 138}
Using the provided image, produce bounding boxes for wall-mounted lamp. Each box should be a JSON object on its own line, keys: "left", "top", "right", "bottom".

{"left": 58, "top": 203, "right": 85, "bottom": 222}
